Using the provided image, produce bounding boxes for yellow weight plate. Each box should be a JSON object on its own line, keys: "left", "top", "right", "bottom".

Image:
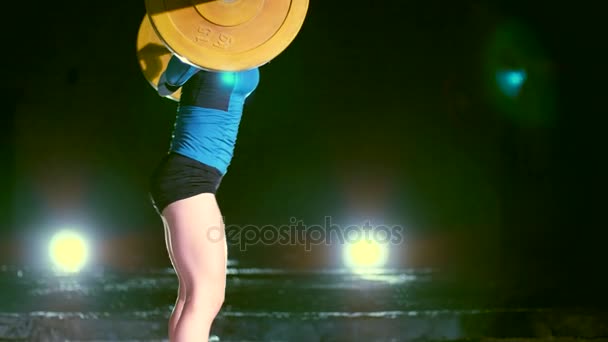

{"left": 136, "top": 15, "right": 181, "bottom": 101}
{"left": 145, "top": 0, "right": 309, "bottom": 71}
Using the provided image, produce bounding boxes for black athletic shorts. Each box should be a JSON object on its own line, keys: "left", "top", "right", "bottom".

{"left": 149, "top": 152, "right": 223, "bottom": 214}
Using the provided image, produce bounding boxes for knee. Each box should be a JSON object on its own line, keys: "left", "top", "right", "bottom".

{"left": 177, "top": 284, "right": 187, "bottom": 302}
{"left": 213, "top": 290, "right": 225, "bottom": 313}
{"left": 187, "top": 285, "right": 225, "bottom": 314}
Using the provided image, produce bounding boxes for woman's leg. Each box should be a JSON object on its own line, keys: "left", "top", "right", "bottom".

{"left": 161, "top": 216, "right": 187, "bottom": 339}
{"left": 161, "top": 193, "right": 227, "bottom": 341}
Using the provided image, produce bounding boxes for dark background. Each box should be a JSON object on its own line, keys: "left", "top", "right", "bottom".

{"left": 1, "top": 0, "right": 606, "bottom": 305}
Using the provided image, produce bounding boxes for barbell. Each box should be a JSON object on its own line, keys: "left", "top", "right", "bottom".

{"left": 136, "top": 0, "right": 309, "bottom": 101}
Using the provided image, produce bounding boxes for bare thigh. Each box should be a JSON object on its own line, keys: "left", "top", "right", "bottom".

{"left": 162, "top": 217, "right": 184, "bottom": 292}
{"left": 161, "top": 193, "right": 227, "bottom": 295}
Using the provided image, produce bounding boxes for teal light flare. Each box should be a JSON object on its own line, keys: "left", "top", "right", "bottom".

{"left": 482, "top": 20, "right": 556, "bottom": 127}
{"left": 496, "top": 69, "right": 527, "bottom": 98}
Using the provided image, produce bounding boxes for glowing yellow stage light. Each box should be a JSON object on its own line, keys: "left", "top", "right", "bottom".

{"left": 343, "top": 237, "right": 389, "bottom": 272}
{"left": 49, "top": 230, "right": 89, "bottom": 273}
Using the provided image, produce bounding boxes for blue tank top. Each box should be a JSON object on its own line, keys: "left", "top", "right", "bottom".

{"left": 160, "top": 56, "right": 259, "bottom": 175}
